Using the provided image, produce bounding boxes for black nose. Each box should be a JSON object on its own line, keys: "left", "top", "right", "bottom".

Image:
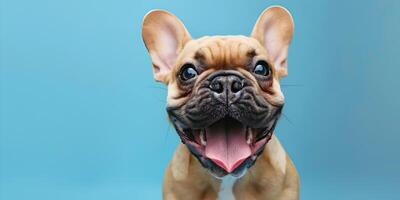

{"left": 210, "top": 75, "right": 243, "bottom": 94}
{"left": 209, "top": 71, "right": 244, "bottom": 104}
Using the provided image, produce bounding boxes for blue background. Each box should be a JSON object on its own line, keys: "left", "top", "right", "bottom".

{"left": 1, "top": 0, "right": 400, "bottom": 199}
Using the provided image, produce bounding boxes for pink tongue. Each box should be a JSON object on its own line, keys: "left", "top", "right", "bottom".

{"left": 205, "top": 119, "right": 251, "bottom": 173}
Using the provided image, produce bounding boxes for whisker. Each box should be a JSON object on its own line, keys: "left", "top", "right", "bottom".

{"left": 157, "top": 99, "right": 166, "bottom": 103}
{"left": 281, "top": 84, "right": 304, "bottom": 87}
{"left": 147, "top": 85, "right": 167, "bottom": 91}
{"left": 281, "top": 112, "right": 294, "bottom": 126}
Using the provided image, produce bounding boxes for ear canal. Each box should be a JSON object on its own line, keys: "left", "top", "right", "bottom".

{"left": 142, "top": 10, "right": 191, "bottom": 83}
{"left": 251, "top": 6, "right": 294, "bottom": 78}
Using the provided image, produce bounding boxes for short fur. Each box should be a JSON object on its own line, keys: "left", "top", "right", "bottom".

{"left": 142, "top": 6, "right": 299, "bottom": 200}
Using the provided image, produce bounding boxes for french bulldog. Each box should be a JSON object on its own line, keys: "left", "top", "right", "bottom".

{"left": 142, "top": 6, "right": 299, "bottom": 200}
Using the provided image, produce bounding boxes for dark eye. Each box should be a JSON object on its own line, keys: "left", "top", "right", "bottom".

{"left": 179, "top": 64, "right": 198, "bottom": 81}
{"left": 253, "top": 61, "right": 271, "bottom": 76}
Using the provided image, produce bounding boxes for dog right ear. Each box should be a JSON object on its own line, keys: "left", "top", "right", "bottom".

{"left": 251, "top": 6, "right": 294, "bottom": 78}
{"left": 142, "top": 10, "right": 191, "bottom": 84}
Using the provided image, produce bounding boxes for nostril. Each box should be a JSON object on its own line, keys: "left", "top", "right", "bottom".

{"left": 210, "top": 81, "right": 224, "bottom": 94}
{"left": 231, "top": 80, "right": 243, "bottom": 93}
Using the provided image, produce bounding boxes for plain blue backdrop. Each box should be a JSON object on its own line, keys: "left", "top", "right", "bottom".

{"left": 1, "top": 0, "right": 400, "bottom": 199}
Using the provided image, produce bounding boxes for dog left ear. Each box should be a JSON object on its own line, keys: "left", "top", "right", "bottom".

{"left": 251, "top": 6, "right": 294, "bottom": 78}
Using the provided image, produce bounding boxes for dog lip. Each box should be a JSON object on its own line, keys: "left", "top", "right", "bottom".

{"left": 254, "top": 126, "right": 273, "bottom": 142}
{"left": 171, "top": 116, "right": 275, "bottom": 174}
{"left": 170, "top": 113, "right": 275, "bottom": 145}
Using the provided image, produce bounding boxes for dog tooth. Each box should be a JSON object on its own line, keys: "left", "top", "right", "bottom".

{"left": 200, "top": 130, "right": 207, "bottom": 146}
{"left": 246, "top": 129, "right": 253, "bottom": 144}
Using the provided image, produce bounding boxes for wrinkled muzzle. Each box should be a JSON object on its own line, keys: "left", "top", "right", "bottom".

{"left": 168, "top": 70, "right": 283, "bottom": 178}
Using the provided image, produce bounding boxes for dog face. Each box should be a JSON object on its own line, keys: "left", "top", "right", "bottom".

{"left": 142, "top": 6, "right": 294, "bottom": 178}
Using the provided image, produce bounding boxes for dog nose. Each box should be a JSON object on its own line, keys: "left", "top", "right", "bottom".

{"left": 210, "top": 75, "right": 243, "bottom": 94}
{"left": 207, "top": 70, "right": 245, "bottom": 104}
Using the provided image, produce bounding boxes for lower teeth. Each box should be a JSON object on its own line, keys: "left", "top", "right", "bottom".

{"left": 246, "top": 129, "right": 253, "bottom": 144}
{"left": 200, "top": 130, "right": 207, "bottom": 145}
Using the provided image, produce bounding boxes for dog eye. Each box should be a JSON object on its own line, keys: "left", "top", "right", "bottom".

{"left": 253, "top": 61, "right": 271, "bottom": 76}
{"left": 179, "top": 64, "right": 198, "bottom": 81}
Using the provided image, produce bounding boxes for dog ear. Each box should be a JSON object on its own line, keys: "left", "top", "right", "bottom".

{"left": 251, "top": 6, "right": 294, "bottom": 78}
{"left": 142, "top": 10, "right": 191, "bottom": 83}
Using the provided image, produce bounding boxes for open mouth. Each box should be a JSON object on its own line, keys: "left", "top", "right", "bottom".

{"left": 171, "top": 116, "right": 275, "bottom": 177}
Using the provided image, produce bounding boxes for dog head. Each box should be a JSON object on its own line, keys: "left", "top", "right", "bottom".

{"left": 142, "top": 6, "right": 294, "bottom": 178}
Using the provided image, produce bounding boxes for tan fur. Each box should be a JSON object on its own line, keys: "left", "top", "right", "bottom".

{"left": 167, "top": 36, "right": 285, "bottom": 109}
{"left": 163, "top": 136, "right": 299, "bottom": 200}
{"left": 142, "top": 6, "right": 299, "bottom": 200}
